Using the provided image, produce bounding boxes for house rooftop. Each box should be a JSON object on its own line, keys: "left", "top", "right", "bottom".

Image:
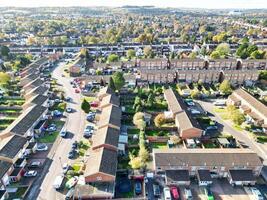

{"left": 234, "top": 88, "right": 267, "bottom": 118}
{"left": 9, "top": 105, "right": 47, "bottom": 136}
{"left": 98, "top": 105, "right": 121, "bottom": 129}
{"left": 100, "top": 94, "right": 120, "bottom": 108}
{"left": 0, "top": 135, "right": 28, "bottom": 159}
{"left": 92, "top": 126, "right": 120, "bottom": 150}
{"left": 0, "top": 160, "right": 12, "bottom": 179}
{"left": 84, "top": 147, "right": 117, "bottom": 178}
{"left": 153, "top": 148, "right": 262, "bottom": 168}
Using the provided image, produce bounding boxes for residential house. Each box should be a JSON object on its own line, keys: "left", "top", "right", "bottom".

{"left": 153, "top": 148, "right": 262, "bottom": 186}
{"left": 0, "top": 135, "right": 29, "bottom": 183}
{"left": 227, "top": 88, "right": 267, "bottom": 127}
{"left": 97, "top": 105, "right": 121, "bottom": 130}
{"left": 84, "top": 147, "right": 117, "bottom": 183}
{"left": 164, "top": 88, "right": 203, "bottom": 138}
{"left": 92, "top": 126, "right": 120, "bottom": 151}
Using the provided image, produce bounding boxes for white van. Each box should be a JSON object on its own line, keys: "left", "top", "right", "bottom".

{"left": 53, "top": 175, "right": 64, "bottom": 190}
{"left": 163, "top": 187, "right": 171, "bottom": 200}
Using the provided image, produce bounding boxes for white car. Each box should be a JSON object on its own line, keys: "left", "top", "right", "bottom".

{"left": 29, "top": 161, "right": 41, "bottom": 168}
{"left": 24, "top": 170, "right": 37, "bottom": 177}
{"left": 60, "top": 129, "right": 68, "bottom": 137}
{"left": 66, "top": 108, "right": 72, "bottom": 113}
{"left": 36, "top": 144, "right": 48, "bottom": 151}
{"left": 62, "top": 163, "right": 70, "bottom": 174}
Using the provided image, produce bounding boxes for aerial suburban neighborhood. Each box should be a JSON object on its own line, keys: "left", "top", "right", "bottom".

{"left": 0, "top": 1, "right": 267, "bottom": 200}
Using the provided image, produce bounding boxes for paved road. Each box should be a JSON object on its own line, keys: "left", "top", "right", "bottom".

{"left": 197, "top": 100, "right": 267, "bottom": 179}
{"left": 37, "top": 61, "right": 86, "bottom": 200}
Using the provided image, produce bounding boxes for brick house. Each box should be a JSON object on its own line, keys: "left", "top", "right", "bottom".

{"left": 164, "top": 88, "right": 203, "bottom": 138}
{"left": 153, "top": 148, "right": 262, "bottom": 186}
{"left": 84, "top": 147, "right": 117, "bottom": 183}
{"left": 227, "top": 88, "right": 267, "bottom": 127}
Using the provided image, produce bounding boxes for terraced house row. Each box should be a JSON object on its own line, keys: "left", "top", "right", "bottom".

{"left": 137, "top": 58, "right": 267, "bottom": 85}
{"left": 82, "top": 87, "right": 122, "bottom": 199}
{"left": 0, "top": 57, "right": 52, "bottom": 198}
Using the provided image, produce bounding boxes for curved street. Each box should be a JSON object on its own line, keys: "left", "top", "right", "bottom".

{"left": 36, "top": 61, "right": 86, "bottom": 200}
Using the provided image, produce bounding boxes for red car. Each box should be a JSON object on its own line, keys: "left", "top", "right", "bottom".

{"left": 90, "top": 101, "right": 99, "bottom": 108}
{"left": 75, "top": 89, "right": 80, "bottom": 93}
{"left": 170, "top": 186, "right": 179, "bottom": 200}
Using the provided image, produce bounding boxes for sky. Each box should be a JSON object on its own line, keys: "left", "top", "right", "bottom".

{"left": 0, "top": 0, "right": 267, "bottom": 9}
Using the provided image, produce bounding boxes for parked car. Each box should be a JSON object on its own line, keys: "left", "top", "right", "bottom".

{"left": 170, "top": 186, "right": 179, "bottom": 200}
{"left": 135, "top": 181, "right": 142, "bottom": 195}
{"left": 153, "top": 184, "right": 160, "bottom": 197}
{"left": 53, "top": 175, "right": 64, "bottom": 190}
{"left": 66, "top": 177, "right": 78, "bottom": 189}
{"left": 65, "top": 97, "right": 72, "bottom": 102}
{"left": 60, "top": 129, "right": 68, "bottom": 138}
{"left": 184, "top": 188, "right": 193, "bottom": 200}
{"left": 62, "top": 163, "right": 70, "bottom": 174}
{"left": 83, "top": 125, "right": 94, "bottom": 138}
{"left": 163, "top": 187, "right": 171, "bottom": 200}
{"left": 72, "top": 141, "right": 78, "bottom": 149}
{"left": 37, "top": 143, "right": 48, "bottom": 151}
{"left": 204, "top": 187, "right": 214, "bottom": 200}
{"left": 29, "top": 161, "right": 41, "bottom": 168}
{"left": 65, "top": 188, "right": 75, "bottom": 199}
{"left": 46, "top": 124, "right": 57, "bottom": 132}
{"left": 90, "top": 101, "right": 99, "bottom": 108}
{"left": 250, "top": 187, "right": 264, "bottom": 200}
{"left": 52, "top": 110, "right": 62, "bottom": 117}
{"left": 24, "top": 170, "right": 37, "bottom": 177}
{"left": 66, "top": 108, "right": 72, "bottom": 113}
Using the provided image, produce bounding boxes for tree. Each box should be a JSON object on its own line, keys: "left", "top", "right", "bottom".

{"left": 0, "top": 46, "right": 10, "bottom": 57}
{"left": 216, "top": 43, "right": 230, "bottom": 57}
{"left": 154, "top": 113, "right": 166, "bottom": 127}
{"left": 129, "top": 154, "right": 143, "bottom": 169}
{"left": 191, "top": 90, "right": 200, "bottom": 99}
{"left": 250, "top": 50, "right": 265, "bottom": 59}
{"left": 108, "top": 77, "right": 116, "bottom": 92}
{"left": 188, "top": 52, "right": 197, "bottom": 59}
{"left": 139, "top": 146, "right": 149, "bottom": 162}
{"left": 231, "top": 110, "right": 245, "bottom": 125}
{"left": 169, "top": 135, "right": 181, "bottom": 145}
{"left": 81, "top": 99, "right": 90, "bottom": 113}
{"left": 210, "top": 51, "right": 221, "bottom": 59}
{"left": 259, "top": 70, "right": 267, "bottom": 80}
{"left": 126, "top": 49, "right": 136, "bottom": 59}
{"left": 111, "top": 71, "right": 125, "bottom": 91}
{"left": 133, "top": 112, "right": 145, "bottom": 126}
{"left": 219, "top": 80, "right": 232, "bottom": 95}
{"left": 143, "top": 46, "right": 153, "bottom": 58}
{"left": 0, "top": 72, "right": 10, "bottom": 85}
{"left": 107, "top": 54, "right": 119, "bottom": 63}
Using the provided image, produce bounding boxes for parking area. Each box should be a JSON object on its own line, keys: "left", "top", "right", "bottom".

{"left": 143, "top": 176, "right": 257, "bottom": 200}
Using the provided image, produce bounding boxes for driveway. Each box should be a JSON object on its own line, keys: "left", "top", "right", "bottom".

{"left": 198, "top": 99, "right": 267, "bottom": 180}
{"left": 25, "top": 61, "right": 87, "bottom": 200}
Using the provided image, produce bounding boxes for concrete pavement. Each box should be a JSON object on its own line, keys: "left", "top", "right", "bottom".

{"left": 36, "top": 61, "right": 87, "bottom": 200}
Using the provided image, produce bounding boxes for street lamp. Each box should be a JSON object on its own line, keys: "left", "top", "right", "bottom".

{"left": 59, "top": 156, "right": 63, "bottom": 168}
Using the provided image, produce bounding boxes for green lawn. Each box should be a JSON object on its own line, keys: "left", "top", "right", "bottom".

{"left": 146, "top": 130, "right": 169, "bottom": 137}
{"left": 128, "top": 129, "right": 139, "bottom": 135}
{"left": 8, "top": 186, "right": 28, "bottom": 199}
{"left": 203, "top": 143, "right": 219, "bottom": 148}
{"left": 37, "top": 132, "right": 59, "bottom": 143}
{"left": 82, "top": 96, "right": 96, "bottom": 102}
{"left": 151, "top": 142, "right": 168, "bottom": 149}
